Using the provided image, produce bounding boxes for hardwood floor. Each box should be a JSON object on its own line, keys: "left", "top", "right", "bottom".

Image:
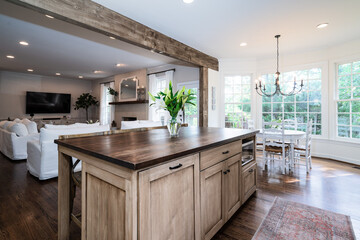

{"left": 0, "top": 152, "right": 359, "bottom": 239}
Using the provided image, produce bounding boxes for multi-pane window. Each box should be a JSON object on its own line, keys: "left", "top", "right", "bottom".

{"left": 183, "top": 87, "right": 198, "bottom": 127}
{"left": 261, "top": 68, "right": 322, "bottom": 135}
{"left": 224, "top": 75, "right": 251, "bottom": 128}
{"left": 336, "top": 60, "right": 360, "bottom": 139}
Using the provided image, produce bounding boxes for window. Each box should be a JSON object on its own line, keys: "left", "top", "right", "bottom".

{"left": 261, "top": 68, "right": 322, "bottom": 134}
{"left": 178, "top": 82, "right": 199, "bottom": 127}
{"left": 336, "top": 60, "right": 360, "bottom": 139}
{"left": 224, "top": 75, "right": 251, "bottom": 128}
{"left": 148, "top": 70, "right": 174, "bottom": 122}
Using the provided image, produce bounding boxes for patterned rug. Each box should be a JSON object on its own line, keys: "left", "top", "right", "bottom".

{"left": 252, "top": 197, "right": 356, "bottom": 240}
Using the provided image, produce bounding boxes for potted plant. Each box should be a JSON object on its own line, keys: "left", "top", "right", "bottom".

{"left": 108, "top": 87, "right": 118, "bottom": 101}
{"left": 74, "top": 93, "right": 99, "bottom": 121}
{"left": 148, "top": 81, "right": 196, "bottom": 137}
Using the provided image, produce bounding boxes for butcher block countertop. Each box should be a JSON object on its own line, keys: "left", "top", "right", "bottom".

{"left": 55, "top": 127, "right": 258, "bottom": 170}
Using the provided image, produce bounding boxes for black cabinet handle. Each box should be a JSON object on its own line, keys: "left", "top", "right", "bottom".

{"left": 222, "top": 150, "right": 229, "bottom": 154}
{"left": 249, "top": 169, "right": 254, "bottom": 173}
{"left": 223, "top": 171, "right": 228, "bottom": 175}
{"left": 169, "top": 163, "right": 182, "bottom": 170}
{"left": 227, "top": 169, "right": 230, "bottom": 173}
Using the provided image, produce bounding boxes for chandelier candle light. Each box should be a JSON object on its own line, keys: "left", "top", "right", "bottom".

{"left": 255, "top": 35, "right": 304, "bottom": 97}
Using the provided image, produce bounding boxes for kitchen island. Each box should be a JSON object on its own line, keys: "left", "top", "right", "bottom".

{"left": 55, "top": 127, "right": 258, "bottom": 240}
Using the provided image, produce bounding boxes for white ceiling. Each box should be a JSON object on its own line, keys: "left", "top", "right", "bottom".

{"left": 94, "top": 0, "right": 360, "bottom": 59}
{"left": 0, "top": 1, "right": 175, "bottom": 80}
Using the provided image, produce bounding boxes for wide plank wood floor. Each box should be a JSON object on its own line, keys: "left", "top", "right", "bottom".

{"left": 0, "top": 152, "right": 359, "bottom": 240}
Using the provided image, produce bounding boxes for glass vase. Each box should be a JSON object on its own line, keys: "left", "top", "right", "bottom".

{"left": 167, "top": 118, "right": 181, "bottom": 138}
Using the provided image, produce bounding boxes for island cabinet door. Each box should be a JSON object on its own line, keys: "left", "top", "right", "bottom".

{"left": 224, "top": 154, "right": 242, "bottom": 221}
{"left": 138, "top": 154, "right": 200, "bottom": 240}
{"left": 200, "top": 161, "right": 226, "bottom": 240}
{"left": 242, "top": 162, "right": 257, "bottom": 204}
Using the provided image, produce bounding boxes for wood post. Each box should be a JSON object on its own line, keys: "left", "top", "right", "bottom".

{"left": 199, "top": 67, "right": 208, "bottom": 127}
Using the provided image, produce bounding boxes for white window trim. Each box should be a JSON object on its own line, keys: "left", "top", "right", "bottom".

{"left": 220, "top": 73, "right": 254, "bottom": 128}
{"left": 334, "top": 57, "right": 360, "bottom": 142}
{"left": 255, "top": 61, "right": 329, "bottom": 139}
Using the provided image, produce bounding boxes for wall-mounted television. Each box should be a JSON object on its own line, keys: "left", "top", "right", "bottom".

{"left": 26, "top": 91, "right": 71, "bottom": 114}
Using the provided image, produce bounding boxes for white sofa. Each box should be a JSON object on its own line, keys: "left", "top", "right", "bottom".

{"left": 0, "top": 119, "right": 39, "bottom": 160}
{"left": 121, "top": 120, "right": 163, "bottom": 129}
{"left": 27, "top": 123, "right": 110, "bottom": 180}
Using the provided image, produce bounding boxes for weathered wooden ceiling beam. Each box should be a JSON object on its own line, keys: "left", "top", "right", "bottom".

{"left": 6, "top": 0, "right": 219, "bottom": 71}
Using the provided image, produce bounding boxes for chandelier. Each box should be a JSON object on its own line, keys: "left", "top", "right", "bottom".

{"left": 255, "top": 35, "right": 304, "bottom": 97}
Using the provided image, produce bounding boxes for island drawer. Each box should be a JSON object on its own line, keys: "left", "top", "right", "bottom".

{"left": 200, "top": 140, "right": 242, "bottom": 171}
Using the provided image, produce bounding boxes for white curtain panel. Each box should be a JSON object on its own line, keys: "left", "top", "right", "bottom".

{"left": 109, "top": 81, "right": 115, "bottom": 123}
{"left": 148, "top": 70, "right": 174, "bottom": 122}
{"left": 99, "top": 83, "right": 107, "bottom": 125}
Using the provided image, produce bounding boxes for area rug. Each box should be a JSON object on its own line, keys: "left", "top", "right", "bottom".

{"left": 252, "top": 197, "right": 356, "bottom": 240}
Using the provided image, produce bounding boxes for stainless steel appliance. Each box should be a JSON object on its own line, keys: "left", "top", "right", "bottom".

{"left": 242, "top": 139, "right": 254, "bottom": 166}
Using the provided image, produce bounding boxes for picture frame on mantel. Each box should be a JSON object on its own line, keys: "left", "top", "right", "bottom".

{"left": 119, "top": 76, "right": 138, "bottom": 102}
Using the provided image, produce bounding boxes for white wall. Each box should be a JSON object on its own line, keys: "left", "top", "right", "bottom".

{"left": 219, "top": 39, "right": 360, "bottom": 165}
{"left": 0, "top": 71, "right": 92, "bottom": 121}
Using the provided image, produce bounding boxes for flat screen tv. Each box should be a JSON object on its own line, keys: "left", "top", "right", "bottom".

{"left": 26, "top": 91, "right": 71, "bottom": 114}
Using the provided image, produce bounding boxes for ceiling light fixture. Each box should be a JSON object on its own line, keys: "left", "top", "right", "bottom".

{"left": 6, "top": 55, "right": 15, "bottom": 59}
{"left": 183, "top": 0, "right": 194, "bottom": 3}
{"left": 45, "top": 14, "right": 54, "bottom": 19}
{"left": 78, "top": 76, "right": 83, "bottom": 79}
{"left": 240, "top": 42, "right": 247, "bottom": 47}
{"left": 19, "top": 41, "right": 29, "bottom": 46}
{"left": 27, "top": 69, "right": 33, "bottom": 72}
{"left": 255, "top": 35, "right": 303, "bottom": 97}
{"left": 56, "top": 73, "right": 61, "bottom": 76}
{"left": 317, "top": 23, "right": 328, "bottom": 29}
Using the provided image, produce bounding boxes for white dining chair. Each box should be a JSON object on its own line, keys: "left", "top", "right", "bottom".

{"left": 294, "top": 120, "right": 312, "bottom": 173}
{"left": 262, "top": 121, "right": 291, "bottom": 174}
{"left": 283, "top": 119, "right": 297, "bottom": 130}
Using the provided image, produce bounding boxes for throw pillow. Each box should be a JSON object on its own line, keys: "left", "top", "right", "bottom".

{"left": 26, "top": 121, "right": 38, "bottom": 134}
{"left": 8, "top": 123, "right": 29, "bottom": 137}
{"left": 0, "top": 121, "right": 9, "bottom": 129}
{"left": 14, "top": 118, "right": 22, "bottom": 123}
{"left": 22, "top": 118, "right": 31, "bottom": 125}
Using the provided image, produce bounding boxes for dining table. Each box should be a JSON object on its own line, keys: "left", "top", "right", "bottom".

{"left": 256, "top": 129, "right": 306, "bottom": 170}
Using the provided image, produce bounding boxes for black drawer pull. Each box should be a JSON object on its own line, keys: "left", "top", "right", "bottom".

{"left": 249, "top": 169, "right": 254, "bottom": 173}
{"left": 223, "top": 171, "right": 228, "bottom": 175}
{"left": 227, "top": 169, "right": 230, "bottom": 173}
{"left": 169, "top": 163, "right": 182, "bottom": 170}
{"left": 222, "top": 150, "right": 229, "bottom": 154}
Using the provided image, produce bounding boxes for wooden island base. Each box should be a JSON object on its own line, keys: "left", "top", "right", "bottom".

{"left": 56, "top": 127, "right": 258, "bottom": 240}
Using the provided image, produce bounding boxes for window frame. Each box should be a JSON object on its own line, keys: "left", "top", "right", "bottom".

{"left": 256, "top": 62, "right": 328, "bottom": 139}
{"left": 223, "top": 74, "right": 253, "bottom": 129}
{"left": 335, "top": 58, "right": 360, "bottom": 141}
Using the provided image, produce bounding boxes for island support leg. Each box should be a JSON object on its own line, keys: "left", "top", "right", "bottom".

{"left": 58, "top": 152, "right": 72, "bottom": 240}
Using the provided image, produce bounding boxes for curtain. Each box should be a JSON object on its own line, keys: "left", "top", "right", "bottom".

{"left": 148, "top": 70, "right": 174, "bottom": 122}
{"left": 99, "top": 82, "right": 115, "bottom": 125}
{"left": 100, "top": 83, "right": 106, "bottom": 125}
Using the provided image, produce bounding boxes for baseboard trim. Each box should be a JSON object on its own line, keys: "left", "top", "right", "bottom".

{"left": 312, "top": 152, "right": 360, "bottom": 166}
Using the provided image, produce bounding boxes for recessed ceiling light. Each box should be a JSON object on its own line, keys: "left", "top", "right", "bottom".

{"left": 116, "top": 63, "right": 124, "bottom": 67}
{"left": 317, "top": 23, "right": 328, "bottom": 29}
{"left": 45, "top": 14, "right": 54, "bottom": 19}
{"left": 6, "top": 55, "right": 15, "bottom": 59}
{"left": 93, "top": 70, "right": 104, "bottom": 74}
{"left": 78, "top": 76, "right": 83, "bottom": 79}
{"left": 27, "top": 69, "right": 33, "bottom": 72}
{"left": 19, "top": 41, "right": 29, "bottom": 46}
{"left": 183, "top": 0, "right": 194, "bottom": 3}
{"left": 56, "top": 73, "right": 61, "bottom": 76}
{"left": 109, "top": 36, "right": 115, "bottom": 40}
{"left": 240, "top": 42, "right": 247, "bottom": 47}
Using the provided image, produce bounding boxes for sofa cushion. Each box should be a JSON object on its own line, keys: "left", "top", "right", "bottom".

{"left": 7, "top": 123, "right": 29, "bottom": 137}
{"left": 45, "top": 124, "right": 70, "bottom": 129}
{"left": 25, "top": 121, "right": 38, "bottom": 134}
{"left": 121, "top": 120, "right": 162, "bottom": 130}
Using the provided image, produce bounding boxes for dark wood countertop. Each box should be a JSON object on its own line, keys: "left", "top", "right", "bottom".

{"left": 55, "top": 127, "right": 258, "bottom": 170}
